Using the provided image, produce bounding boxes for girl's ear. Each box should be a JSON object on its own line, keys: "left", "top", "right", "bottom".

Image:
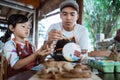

{"left": 9, "top": 25, "right": 14, "bottom": 32}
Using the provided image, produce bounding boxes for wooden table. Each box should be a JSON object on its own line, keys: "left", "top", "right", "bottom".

{"left": 8, "top": 70, "right": 120, "bottom": 80}
{"left": 8, "top": 70, "right": 37, "bottom": 80}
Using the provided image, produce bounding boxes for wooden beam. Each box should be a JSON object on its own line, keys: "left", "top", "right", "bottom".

{"left": 38, "top": 0, "right": 64, "bottom": 20}
{"left": 0, "top": 19, "right": 7, "bottom": 24}
{"left": 0, "top": 1, "right": 34, "bottom": 13}
{"left": 15, "top": 0, "right": 40, "bottom": 8}
{"left": 46, "top": 11, "right": 60, "bottom": 18}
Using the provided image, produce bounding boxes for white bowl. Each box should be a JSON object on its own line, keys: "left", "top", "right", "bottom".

{"left": 62, "top": 42, "right": 81, "bottom": 61}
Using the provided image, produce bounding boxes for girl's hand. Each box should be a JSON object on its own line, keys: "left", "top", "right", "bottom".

{"left": 35, "top": 44, "right": 52, "bottom": 57}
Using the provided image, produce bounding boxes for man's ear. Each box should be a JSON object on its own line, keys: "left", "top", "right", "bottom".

{"left": 77, "top": 14, "right": 79, "bottom": 20}
{"left": 9, "top": 25, "right": 14, "bottom": 32}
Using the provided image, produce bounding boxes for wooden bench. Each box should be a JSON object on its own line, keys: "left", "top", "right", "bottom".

{"left": 0, "top": 53, "right": 8, "bottom": 80}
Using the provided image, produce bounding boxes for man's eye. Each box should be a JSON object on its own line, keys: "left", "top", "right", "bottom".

{"left": 28, "top": 26, "right": 32, "bottom": 29}
{"left": 62, "top": 12, "right": 67, "bottom": 15}
{"left": 71, "top": 13, "right": 76, "bottom": 16}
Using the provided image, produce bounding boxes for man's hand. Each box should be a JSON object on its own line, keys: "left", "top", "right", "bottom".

{"left": 48, "top": 29, "right": 63, "bottom": 42}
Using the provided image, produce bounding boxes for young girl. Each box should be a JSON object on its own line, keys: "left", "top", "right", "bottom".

{"left": 1, "top": 14, "right": 52, "bottom": 78}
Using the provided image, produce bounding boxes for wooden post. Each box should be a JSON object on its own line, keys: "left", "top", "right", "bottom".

{"left": 76, "top": 0, "right": 83, "bottom": 24}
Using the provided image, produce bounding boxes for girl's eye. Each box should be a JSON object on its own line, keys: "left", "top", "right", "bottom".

{"left": 22, "top": 25, "right": 32, "bottom": 29}
{"left": 22, "top": 26, "right": 25, "bottom": 28}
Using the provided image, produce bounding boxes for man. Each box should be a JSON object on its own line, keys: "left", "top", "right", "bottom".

{"left": 44, "top": 0, "right": 90, "bottom": 61}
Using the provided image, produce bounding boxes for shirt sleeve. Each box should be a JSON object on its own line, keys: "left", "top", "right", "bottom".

{"left": 3, "top": 40, "right": 19, "bottom": 67}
